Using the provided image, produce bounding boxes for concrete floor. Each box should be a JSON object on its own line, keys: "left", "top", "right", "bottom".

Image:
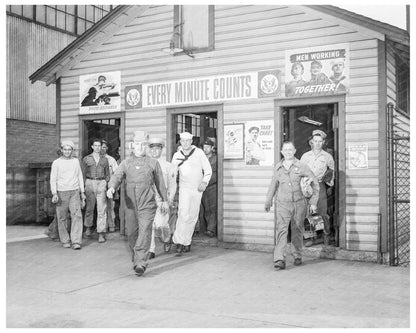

{"left": 6, "top": 225, "right": 410, "bottom": 328}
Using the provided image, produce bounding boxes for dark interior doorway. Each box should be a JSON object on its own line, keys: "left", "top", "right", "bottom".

{"left": 282, "top": 103, "right": 339, "bottom": 246}
{"left": 82, "top": 118, "right": 120, "bottom": 159}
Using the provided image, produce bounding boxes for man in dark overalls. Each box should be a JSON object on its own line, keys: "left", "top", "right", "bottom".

{"left": 107, "top": 131, "right": 169, "bottom": 276}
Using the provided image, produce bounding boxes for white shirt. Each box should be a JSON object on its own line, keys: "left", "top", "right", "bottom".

{"left": 300, "top": 149, "right": 335, "bottom": 186}
{"left": 104, "top": 154, "right": 118, "bottom": 175}
{"left": 50, "top": 157, "right": 84, "bottom": 194}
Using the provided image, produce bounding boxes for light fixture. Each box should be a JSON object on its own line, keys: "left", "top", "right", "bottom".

{"left": 297, "top": 116, "right": 323, "bottom": 127}
{"left": 162, "top": 24, "right": 194, "bottom": 58}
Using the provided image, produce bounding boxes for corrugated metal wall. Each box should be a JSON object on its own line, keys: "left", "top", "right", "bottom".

{"left": 7, "top": 15, "right": 75, "bottom": 123}
{"left": 59, "top": 5, "right": 385, "bottom": 251}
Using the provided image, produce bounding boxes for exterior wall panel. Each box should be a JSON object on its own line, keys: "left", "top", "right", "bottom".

{"left": 58, "top": 5, "right": 389, "bottom": 251}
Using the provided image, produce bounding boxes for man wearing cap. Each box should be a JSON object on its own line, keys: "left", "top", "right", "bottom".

{"left": 148, "top": 137, "right": 172, "bottom": 259}
{"left": 101, "top": 140, "right": 118, "bottom": 233}
{"left": 329, "top": 59, "right": 347, "bottom": 92}
{"left": 246, "top": 126, "right": 265, "bottom": 165}
{"left": 300, "top": 130, "right": 335, "bottom": 246}
{"left": 169, "top": 132, "right": 212, "bottom": 255}
{"left": 81, "top": 138, "right": 110, "bottom": 243}
{"left": 199, "top": 139, "right": 217, "bottom": 237}
{"left": 107, "top": 131, "right": 169, "bottom": 276}
{"left": 308, "top": 60, "right": 331, "bottom": 86}
{"left": 50, "top": 140, "right": 86, "bottom": 250}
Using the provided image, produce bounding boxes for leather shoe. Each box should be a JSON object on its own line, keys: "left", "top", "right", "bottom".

{"left": 294, "top": 258, "right": 302, "bottom": 266}
{"left": 72, "top": 243, "right": 81, "bottom": 250}
{"left": 205, "top": 231, "right": 215, "bottom": 238}
{"left": 184, "top": 245, "right": 191, "bottom": 253}
{"left": 175, "top": 244, "right": 184, "bottom": 256}
{"left": 98, "top": 233, "right": 106, "bottom": 243}
{"left": 85, "top": 227, "right": 92, "bottom": 237}
{"left": 148, "top": 252, "right": 155, "bottom": 260}
{"left": 134, "top": 265, "right": 146, "bottom": 276}
{"left": 274, "top": 260, "right": 286, "bottom": 270}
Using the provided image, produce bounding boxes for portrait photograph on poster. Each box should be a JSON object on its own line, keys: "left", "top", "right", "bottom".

{"left": 245, "top": 120, "right": 274, "bottom": 166}
{"left": 224, "top": 123, "right": 245, "bottom": 159}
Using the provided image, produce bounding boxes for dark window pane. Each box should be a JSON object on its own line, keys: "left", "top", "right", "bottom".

{"left": 57, "top": 11, "right": 65, "bottom": 30}
{"left": 46, "top": 6, "right": 56, "bottom": 26}
{"left": 22, "top": 5, "right": 34, "bottom": 20}
{"left": 36, "top": 5, "right": 46, "bottom": 23}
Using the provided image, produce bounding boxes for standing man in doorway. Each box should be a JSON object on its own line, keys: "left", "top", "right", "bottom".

{"left": 82, "top": 138, "right": 110, "bottom": 243}
{"left": 101, "top": 140, "right": 118, "bottom": 233}
{"left": 169, "top": 132, "right": 212, "bottom": 255}
{"left": 50, "top": 140, "right": 86, "bottom": 249}
{"left": 265, "top": 141, "right": 319, "bottom": 270}
{"left": 301, "top": 130, "right": 335, "bottom": 246}
{"left": 246, "top": 126, "right": 265, "bottom": 165}
{"left": 199, "top": 139, "right": 217, "bottom": 237}
{"left": 106, "top": 131, "right": 169, "bottom": 276}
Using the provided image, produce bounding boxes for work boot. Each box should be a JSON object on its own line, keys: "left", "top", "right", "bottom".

{"left": 85, "top": 227, "right": 93, "bottom": 237}
{"left": 109, "top": 227, "right": 115, "bottom": 233}
{"left": 148, "top": 252, "right": 155, "bottom": 260}
{"left": 184, "top": 245, "right": 191, "bottom": 253}
{"left": 274, "top": 260, "right": 286, "bottom": 270}
{"left": 134, "top": 265, "right": 146, "bottom": 276}
{"left": 62, "top": 243, "right": 71, "bottom": 248}
{"left": 294, "top": 258, "right": 302, "bottom": 266}
{"left": 205, "top": 231, "right": 215, "bottom": 238}
{"left": 175, "top": 244, "right": 184, "bottom": 256}
{"left": 72, "top": 243, "right": 81, "bottom": 250}
{"left": 98, "top": 233, "right": 106, "bottom": 243}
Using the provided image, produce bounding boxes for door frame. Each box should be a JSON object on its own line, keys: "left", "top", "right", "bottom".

{"left": 79, "top": 112, "right": 125, "bottom": 160}
{"left": 275, "top": 95, "right": 346, "bottom": 249}
{"left": 166, "top": 104, "right": 224, "bottom": 241}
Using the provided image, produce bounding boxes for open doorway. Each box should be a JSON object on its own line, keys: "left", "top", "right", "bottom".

{"left": 169, "top": 107, "right": 220, "bottom": 241}
{"left": 282, "top": 103, "right": 339, "bottom": 246}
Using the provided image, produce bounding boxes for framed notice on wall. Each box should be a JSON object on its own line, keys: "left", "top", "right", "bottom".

{"left": 224, "top": 123, "right": 245, "bottom": 159}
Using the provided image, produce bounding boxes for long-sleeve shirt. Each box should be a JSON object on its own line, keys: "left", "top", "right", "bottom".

{"left": 300, "top": 149, "right": 335, "bottom": 186}
{"left": 108, "top": 154, "right": 168, "bottom": 202}
{"left": 81, "top": 153, "right": 110, "bottom": 183}
{"left": 50, "top": 157, "right": 84, "bottom": 195}
{"left": 169, "top": 146, "right": 212, "bottom": 195}
{"left": 265, "top": 158, "right": 319, "bottom": 206}
{"left": 104, "top": 154, "right": 118, "bottom": 176}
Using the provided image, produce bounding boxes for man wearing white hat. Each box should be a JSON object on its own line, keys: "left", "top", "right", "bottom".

{"left": 107, "top": 131, "right": 169, "bottom": 276}
{"left": 300, "top": 129, "right": 335, "bottom": 246}
{"left": 50, "top": 140, "right": 86, "bottom": 250}
{"left": 147, "top": 137, "right": 172, "bottom": 259}
{"left": 168, "top": 132, "right": 212, "bottom": 255}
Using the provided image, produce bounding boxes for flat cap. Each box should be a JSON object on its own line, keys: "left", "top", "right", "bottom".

{"left": 179, "top": 132, "right": 193, "bottom": 140}
{"left": 312, "top": 129, "right": 327, "bottom": 139}
{"left": 149, "top": 137, "right": 165, "bottom": 148}
{"left": 203, "top": 139, "right": 214, "bottom": 146}
{"left": 61, "top": 140, "right": 74, "bottom": 149}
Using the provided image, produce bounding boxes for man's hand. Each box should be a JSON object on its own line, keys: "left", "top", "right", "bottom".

{"left": 160, "top": 202, "right": 169, "bottom": 215}
{"left": 265, "top": 201, "right": 272, "bottom": 212}
{"left": 197, "top": 181, "right": 208, "bottom": 192}
{"left": 310, "top": 204, "right": 318, "bottom": 215}
{"left": 51, "top": 194, "right": 59, "bottom": 204}
{"left": 168, "top": 196, "right": 175, "bottom": 208}
{"left": 80, "top": 192, "right": 86, "bottom": 209}
{"left": 106, "top": 187, "right": 115, "bottom": 199}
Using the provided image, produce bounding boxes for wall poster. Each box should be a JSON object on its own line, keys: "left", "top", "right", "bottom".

{"left": 348, "top": 144, "right": 369, "bottom": 169}
{"left": 79, "top": 71, "right": 121, "bottom": 114}
{"left": 245, "top": 120, "right": 274, "bottom": 166}
{"left": 285, "top": 43, "right": 349, "bottom": 97}
{"left": 224, "top": 123, "right": 245, "bottom": 159}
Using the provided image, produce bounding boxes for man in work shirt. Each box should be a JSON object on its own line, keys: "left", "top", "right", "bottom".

{"left": 199, "top": 139, "right": 217, "bottom": 237}
{"left": 301, "top": 130, "right": 335, "bottom": 246}
{"left": 246, "top": 126, "right": 265, "bottom": 165}
{"left": 107, "top": 131, "right": 169, "bottom": 276}
{"left": 82, "top": 138, "right": 110, "bottom": 243}
{"left": 265, "top": 141, "right": 319, "bottom": 270}
{"left": 169, "top": 132, "right": 212, "bottom": 255}
{"left": 101, "top": 140, "right": 118, "bottom": 233}
{"left": 50, "top": 140, "right": 86, "bottom": 250}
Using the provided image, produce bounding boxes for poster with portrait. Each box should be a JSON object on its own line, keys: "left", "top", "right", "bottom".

{"left": 285, "top": 43, "right": 349, "bottom": 97}
{"left": 245, "top": 120, "right": 274, "bottom": 166}
{"left": 224, "top": 123, "right": 245, "bottom": 159}
{"left": 79, "top": 71, "right": 121, "bottom": 114}
{"left": 348, "top": 144, "right": 368, "bottom": 169}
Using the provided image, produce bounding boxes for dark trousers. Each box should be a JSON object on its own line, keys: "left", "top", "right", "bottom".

{"left": 199, "top": 184, "right": 217, "bottom": 234}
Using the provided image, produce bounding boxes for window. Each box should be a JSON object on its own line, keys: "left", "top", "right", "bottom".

{"left": 6, "top": 5, "right": 114, "bottom": 36}
{"left": 174, "top": 5, "right": 214, "bottom": 53}
{"left": 396, "top": 56, "right": 409, "bottom": 113}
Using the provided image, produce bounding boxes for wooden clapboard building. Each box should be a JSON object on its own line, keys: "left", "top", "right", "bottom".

{"left": 30, "top": 5, "right": 410, "bottom": 262}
